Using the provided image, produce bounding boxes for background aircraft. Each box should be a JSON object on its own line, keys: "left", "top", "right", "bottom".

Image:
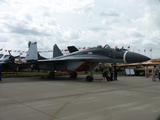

{"left": 25, "top": 41, "right": 150, "bottom": 82}
{"left": 0, "top": 52, "right": 30, "bottom": 71}
{"left": 0, "top": 51, "right": 20, "bottom": 65}
{"left": 117, "top": 59, "right": 160, "bottom": 76}
{"left": 142, "top": 59, "right": 160, "bottom": 66}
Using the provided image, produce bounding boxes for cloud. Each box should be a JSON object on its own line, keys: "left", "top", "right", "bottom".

{"left": 127, "top": 28, "right": 144, "bottom": 38}
{"left": 0, "top": 0, "right": 160, "bottom": 59}
{"left": 102, "top": 17, "right": 120, "bottom": 25}
{"left": 149, "top": 30, "right": 160, "bottom": 40}
{"left": 142, "top": 40, "right": 158, "bottom": 46}
{"left": 130, "top": 32, "right": 144, "bottom": 38}
{"left": 0, "top": 35, "right": 10, "bottom": 42}
{"left": 10, "top": 26, "right": 50, "bottom": 36}
{"left": 101, "top": 10, "right": 131, "bottom": 25}
{"left": 62, "top": 29, "right": 81, "bottom": 40}
{"left": 24, "top": 0, "right": 94, "bottom": 14}
{"left": 0, "top": 12, "right": 61, "bottom": 36}
{"left": 99, "top": 9, "right": 120, "bottom": 16}
{"left": 89, "top": 26, "right": 109, "bottom": 31}
{"left": 3, "top": 19, "right": 51, "bottom": 36}
{"left": 135, "top": 1, "right": 160, "bottom": 29}
{"left": 25, "top": 13, "right": 33, "bottom": 21}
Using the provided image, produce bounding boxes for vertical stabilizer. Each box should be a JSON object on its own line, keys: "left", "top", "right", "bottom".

{"left": 25, "top": 41, "right": 38, "bottom": 61}
{"left": 53, "top": 44, "right": 63, "bottom": 58}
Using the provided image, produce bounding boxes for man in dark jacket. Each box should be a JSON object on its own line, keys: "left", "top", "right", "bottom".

{"left": 109, "top": 64, "right": 113, "bottom": 81}
{"left": 0, "top": 64, "right": 3, "bottom": 81}
{"left": 103, "top": 70, "right": 110, "bottom": 82}
{"left": 114, "top": 63, "right": 118, "bottom": 80}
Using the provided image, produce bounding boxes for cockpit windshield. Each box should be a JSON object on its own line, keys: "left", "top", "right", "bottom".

{"left": 103, "top": 44, "right": 114, "bottom": 49}
{"left": 0, "top": 54, "right": 3, "bottom": 59}
{"left": 4, "top": 55, "right": 10, "bottom": 58}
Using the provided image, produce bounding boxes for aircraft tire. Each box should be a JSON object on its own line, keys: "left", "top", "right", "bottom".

{"left": 70, "top": 71, "right": 77, "bottom": 78}
{"left": 49, "top": 72, "right": 55, "bottom": 79}
{"left": 15, "top": 67, "right": 19, "bottom": 72}
{"left": 86, "top": 76, "right": 93, "bottom": 82}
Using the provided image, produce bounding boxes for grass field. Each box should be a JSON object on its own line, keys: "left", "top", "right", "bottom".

{"left": 1, "top": 70, "right": 126, "bottom": 78}
{"left": 2, "top": 71, "right": 49, "bottom": 78}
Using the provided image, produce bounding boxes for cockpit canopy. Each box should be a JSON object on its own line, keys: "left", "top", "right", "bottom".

{"left": 96, "top": 44, "right": 113, "bottom": 49}
{"left": 0, "top": 54, "right": 3, "bottom": 59}
{"left": 0, "top": 54, "right": 10, "bottom": 59}
{"left": 103, "top": 44, "right": 126, "bottom": 51}
{"left": 103, "top": 44, "right": 114, "bottom": 49}
{"left": 97, "top": 45, "right": 102, "bottom": 48}
{"left": 94, "top": 44, "right": 123, "bottom": 51}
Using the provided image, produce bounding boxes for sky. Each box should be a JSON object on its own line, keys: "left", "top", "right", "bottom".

{"left": 0, "top": 0, "right": 160, "bottom": 59}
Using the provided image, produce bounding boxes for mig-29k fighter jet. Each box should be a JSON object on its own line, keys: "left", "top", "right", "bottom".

{"left": 25, "top": 41, "right": 150, "bottom": 82}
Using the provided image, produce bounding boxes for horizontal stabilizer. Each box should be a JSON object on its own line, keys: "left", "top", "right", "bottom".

{"left": 67, "top": 46, "right": 79, "bottom": 53}
{"left": 53, "top": 44, "right": 63, "bottom": 58}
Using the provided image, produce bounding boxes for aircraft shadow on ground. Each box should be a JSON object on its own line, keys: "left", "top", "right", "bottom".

{"left": 1, "top": 75, "right": 87, "bottom": 83}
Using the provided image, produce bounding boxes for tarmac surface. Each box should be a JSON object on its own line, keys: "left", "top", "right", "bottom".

{"left": 0, "top": 74, "right": 160, "bottom": 120}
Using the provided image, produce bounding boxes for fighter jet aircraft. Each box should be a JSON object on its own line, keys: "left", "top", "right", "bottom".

{"left": 25, "top": 41, "right": 150, "bottom": 82}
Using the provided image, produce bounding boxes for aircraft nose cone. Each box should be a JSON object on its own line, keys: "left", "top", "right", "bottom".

{"left": 124, "top": 51, "right": 150, "bottom": 63}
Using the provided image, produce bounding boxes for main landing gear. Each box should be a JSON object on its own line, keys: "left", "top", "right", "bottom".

{"left": 49, "top": 72, "right": 55, "bottom": 79}
{"left": 86, "top": 64, "right": 94, "bottom": 82}
{"left": 70, "top": 71, "right": 77, "bottom": 78}
{"left": 86, "top": 76, "right": 93, "bottom": 82}
{"left": 70, "top": 71, "right": 93, "bottom": 81}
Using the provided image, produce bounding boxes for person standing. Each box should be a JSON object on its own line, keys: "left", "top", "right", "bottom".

{"left": 152, "top": 66, "right": 157, "bottom": 81}
{"left": 109, "top": 64, "right": 113, "bottom": 81}
{"left": 114, "top": 63, "right": 118, "bottom": 80}
{"left": 103, "top": 70, "right": 110, "bottom": 82}
{"left": 158, "top": 66, "right": 160, "bottom": 81}
{"left": 145, "top": 65, "right": 149, "bottom": 78}
{"left": 0, "top": 64, "right": 3, "bottom": 81}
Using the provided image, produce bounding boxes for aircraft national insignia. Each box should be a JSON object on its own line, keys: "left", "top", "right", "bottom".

{"left": 31, "top": 52, "right": 33, "bottom": 56}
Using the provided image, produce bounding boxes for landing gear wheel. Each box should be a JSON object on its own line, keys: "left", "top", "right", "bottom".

{"left": 49, "top": 72, "right": 55, "bottom": 79}
{"left": 70, "top": 71, "right": 77, "bottom": 78}
{"left": 15, "top": 67, "right": 19, "bottom": 72}
{"left": 86, "top": 76, "right": 93, "bottom": 82}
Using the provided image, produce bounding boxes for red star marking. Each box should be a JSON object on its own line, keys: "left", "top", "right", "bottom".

{"left": 31, "top": 52, "right": 33, "bottom": 56}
